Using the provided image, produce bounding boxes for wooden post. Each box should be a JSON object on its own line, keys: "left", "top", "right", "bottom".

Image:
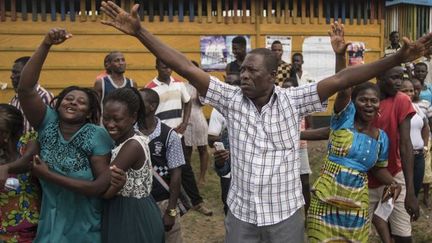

{"left": 169, "top": 0, "right": 174, "bottom": 22}
{"left": 334, "top": 0, "right": 339, "bottom": 23}
{"left": 31, "top": 0, "right": 37, "bottom": 21}
{"left": 189, "top": 0, "right": 195, "bottom": 22}
{"left": 233, "top": 0, "right": 238, "bottom": 24}
{"left": 225, "top": 0, "right": 229, "bottom": 24}
{"left": 292, "top": 0, "right": 298, "bottom": 24}
{"left": 310, "top": 0, "right": 315, "bottom": 24}
{"left": 179, "top": 0, "right": 184, "bottom": 22}
{"left": 0, "top": 0, "right": 6, "bottom": 22}
{"left": 267, "top": 0, "right": 272, "bottom": 24}
{"left": 91, "top": 0, "right": 96, "bottom": 21}
{"left": 149, "top": 0, "right": 154, "bottom": 22}
{"left": 251, "top": 0, "right": 255, "bottom": 24}
{"left": 207, "top": 0, "right": 212, "bottom": 23}
{"left": 197, "top": 0, "right": 202, "bottom": 23}
{"left": 11, "top": 0, "right": 17, "bottom": 21}
{"left": 242, "top": 0, "right": 247, "bottom": 23}
{"left": 356, "top": 0, "right": 361, "bottom": 25}
{"left": 217, "top": 0, "right": 222, "bottom": 23}
{"left": 60, "top": 0, "right": 65, "bottom": 21}
{"left": 69, "top": 0, "right": 76, "bottom": 22}
{"left": 301, "top": 0, "right": 306, "bottom": 24}
{"left": 370, "top": 0, "right": 376, "bottom": 24}
{"left": 159, "top": 0, "right": 164, "bottom": 22}
{"left": 80, "top": 0, "right": 86, "bottom": 22}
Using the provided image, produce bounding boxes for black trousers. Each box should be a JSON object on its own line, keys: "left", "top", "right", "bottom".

{"left": 220, "top": 176, "right": 231, "bottom": 215}
{"left": 181, "top": 138, "right": 203, "bottom": 206}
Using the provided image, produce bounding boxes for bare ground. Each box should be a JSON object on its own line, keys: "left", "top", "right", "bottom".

{"left": 181, "top": 141, "right": 432, "bottom": 242}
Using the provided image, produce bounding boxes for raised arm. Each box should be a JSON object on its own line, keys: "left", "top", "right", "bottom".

{"left": 101, "top": 1, "right": 210, "bottom": 96}
{"left": 18, "top": 28, "right": 72, "bottom": 129}
{"left": 317, "top": 31, "right": 432, "bottom": 102}
{"left": 329, "top": 22, "right": 351, "bottom": 113}
{"left": 300, "top": 127, "right": 330, "bottom": 141}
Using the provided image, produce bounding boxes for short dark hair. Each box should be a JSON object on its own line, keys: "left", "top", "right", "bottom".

{"left": 140, "top": 88, "right": 160, "bottom": 111}
{"left": 232, "top": 36, "right": 247, "bottom": 46}
{"left": 414, "top": 62, "right": 428, "bottom": 70}
{"left": 104, "top": 87, "right": 146, "bottom": 129}
{"left": 271, "top": 40, "right": 282, "bottom": 46}
{"left": 105, "top": 51, "right": 123, "bottom": 64}
{"left": 292, "top": 53, "right": 303, "bottom": 60}
{"left": 248, "top": 48, "right": 278, "bottom": 73}
{"left": 351, "top": 82, "right": 380, "bottom": 101}
{"left": 14, "top": 56, "right": 31, "bottom": 66}
{"left": 0, "top": 104, "right": 24, "bottom": 140}
{"left": 389, "top": 31, "right": 399, "bottom": 38}
{"left": 51, "top": 86, "right": 101, "bottom": 124}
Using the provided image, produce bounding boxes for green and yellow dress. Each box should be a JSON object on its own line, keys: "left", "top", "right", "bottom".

{"left": 307, "top": 102, "right": 389, "bottom": 243}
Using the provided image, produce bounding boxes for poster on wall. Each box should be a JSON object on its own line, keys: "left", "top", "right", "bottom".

{"left": 301, "top": 36, "right": 335, "bottom": 82}
{"left": 265, "top": 36, "right": 292, "bottom": 63}
{"left": 347, "top": 42, "right": 366, "bottom": 66}
{"left": 200, "top": 35, "right": 251, "bottom": 71}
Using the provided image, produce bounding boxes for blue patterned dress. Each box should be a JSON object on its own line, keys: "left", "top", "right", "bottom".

{"left": 307, "top": 102, "right": 389, "bottom": 243}
{"left": 34, "top": 107, "right": 113, "bottom": 243}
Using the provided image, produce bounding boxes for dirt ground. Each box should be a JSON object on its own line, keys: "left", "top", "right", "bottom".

{"left": 181, "top": 141, "right": 432, "bottom": 243}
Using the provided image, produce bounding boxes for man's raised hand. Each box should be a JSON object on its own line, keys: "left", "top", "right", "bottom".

{"left": 101, "top": 1, "right": 142, "bottom": 36}
{"left": 43, "top": 28, "right": 72, "bottom": 46}
{"left": 397, "top": 32, "right": 432, "bottom": 63}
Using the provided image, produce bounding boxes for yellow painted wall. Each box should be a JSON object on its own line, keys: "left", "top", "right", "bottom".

{"left": 0, "top": 15, "right": 385, "bottom": 117}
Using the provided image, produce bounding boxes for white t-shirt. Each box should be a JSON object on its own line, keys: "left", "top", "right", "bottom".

{"left": 411, "top": 103, "right": 427, "bottom": 150}
{"left": 146, "top": 77, "right": 191, "bottom": 129}
{"left": 208, "top": 109, "right": 226, "bottom": 136}
{"left": 208, "top": 109, "right": 230, "bottom": 178}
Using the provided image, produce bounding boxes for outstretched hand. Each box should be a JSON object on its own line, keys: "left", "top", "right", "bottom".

{"left": 101, "top": 1, "right": 142, "bottom": 36}
{"left": 397, "top": 32, "right": 432, "bottom": 63}
{"left": 328, "top": 21, "right": 350, "bottom": 55}
{"left": 43, "top": 28, "right": 72, "bottom": 46}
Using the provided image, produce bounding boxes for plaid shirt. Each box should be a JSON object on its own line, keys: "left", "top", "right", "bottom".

{"left": 202, "top": 76, "right": 327, "bottom": 226}
{"left": 9, "top": 84, "right": 53, "bottom": 133}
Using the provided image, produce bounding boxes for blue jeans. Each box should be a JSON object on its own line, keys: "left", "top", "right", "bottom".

{"left": 413, "top": 151, "right": 425, "bottom": 197}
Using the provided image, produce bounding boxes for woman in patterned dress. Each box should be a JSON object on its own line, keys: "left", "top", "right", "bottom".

{"left": 17, "top": 28, "right": 115, "bottom": 243}
{"left": 0, "top": 105, "right": 40, "bottom": 243}
{"left": 183, "top": 61, "right": 210, "bottom": 186}
{"left": 307, "top": 23, "right": 401, "bottom": 243}
{"left": 101, "top": 87, "right": 164, "bottom": 243}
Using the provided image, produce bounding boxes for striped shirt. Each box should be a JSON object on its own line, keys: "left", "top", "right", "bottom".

{"left": 202, "top": 76, "right": 327, "bottom": 226}
{"left": 9, "top": 84, "right": 54, "bottom": 133}
{"left": 146, "top": 77, "right": 191, "bottom": 129}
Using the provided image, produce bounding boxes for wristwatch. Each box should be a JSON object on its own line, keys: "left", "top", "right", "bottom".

{"left": 167, "top": 208, "right": 177, "bottom": 217}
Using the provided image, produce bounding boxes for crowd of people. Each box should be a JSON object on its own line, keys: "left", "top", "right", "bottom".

{"left": 1, "top": 1, "right": 432, "bottom": 243}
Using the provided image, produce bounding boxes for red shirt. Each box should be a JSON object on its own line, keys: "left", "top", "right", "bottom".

{"left": 368, "top": 92, "right": 415, "bottom": 188}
